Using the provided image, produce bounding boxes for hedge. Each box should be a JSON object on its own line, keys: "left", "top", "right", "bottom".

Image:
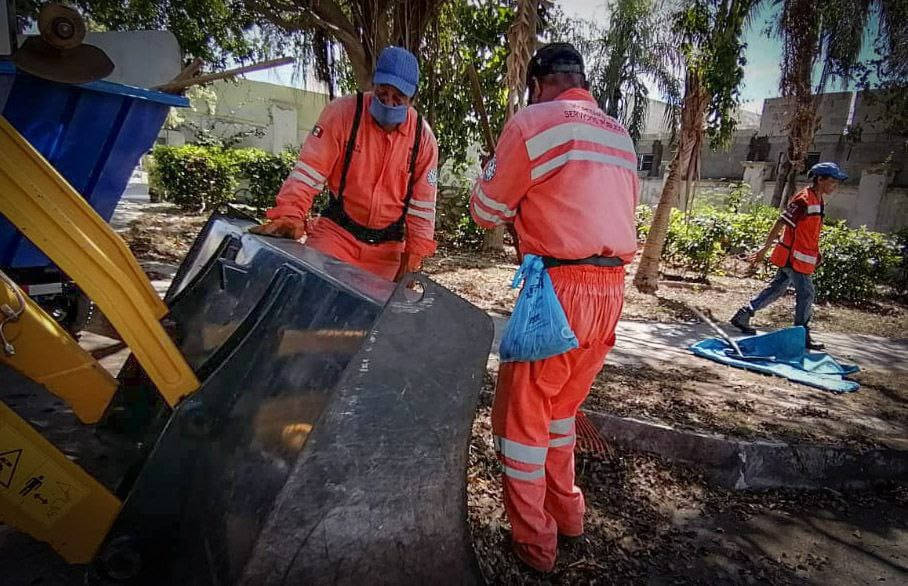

{"left": 148, "top": 145, "right": 296, "bottom": 212}
{"left": 635, "top": 202, "right": 905, "bottom": 303}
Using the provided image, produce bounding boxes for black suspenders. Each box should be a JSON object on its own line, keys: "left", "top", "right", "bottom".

{"left": 322, "top": 92, "right": 424, "bottom": 244}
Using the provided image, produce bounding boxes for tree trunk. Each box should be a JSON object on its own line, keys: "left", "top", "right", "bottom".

{"left": 633, "top": 72, "right": 708, "bottom": 295}
{"left": 481, "top": 0, "right": 537, "bottom": 253}
{"left": 482, "top": 225, "right": 506, "bottom": 252}
{"left": 771, "top": 158, "right": 791, "bottom": 208}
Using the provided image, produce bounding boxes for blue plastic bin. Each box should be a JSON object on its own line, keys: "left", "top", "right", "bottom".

{"left": 0, "top": 61, "right": 189, "bottom": 268}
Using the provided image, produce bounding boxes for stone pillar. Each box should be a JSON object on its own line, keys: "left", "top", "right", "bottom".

{"left": 741, "top": 161, "right": 772, "bottom": 201}
{"left": 852, "top": 168, "right": 894, "bottom": 230}
{"left": 650, "top": 140, "right": 664, "bottom": 177}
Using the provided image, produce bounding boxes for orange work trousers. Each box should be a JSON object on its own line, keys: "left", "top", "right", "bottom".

{"left": 492, "top": 264, "right": 624, "bottom": 572}
{"left": 306, "top": 217, "right": 404, "bottom": 281}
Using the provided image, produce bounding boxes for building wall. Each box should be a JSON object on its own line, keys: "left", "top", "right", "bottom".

{"left": 636, "top": 89, "right": 907, "bottom": 188}
{"left": 169, "top": 79, "right": 330, "bottom": 153}
{"left": 636, "top": 176, "right": 908, "bottom": 233}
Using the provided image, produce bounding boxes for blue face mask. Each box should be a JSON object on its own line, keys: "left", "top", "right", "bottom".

{"left": 370, "top": 96, "right": 409, "bottom": 127}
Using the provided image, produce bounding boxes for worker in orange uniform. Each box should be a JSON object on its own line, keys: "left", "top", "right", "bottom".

{"left": 730, "top": 162, "right": 848, "bottom": 350}
{"left": 470, "top": 43, "right": 638, "bottom": 572}
{"left": 251, "top": 46, "right": 439, "bottom": 281}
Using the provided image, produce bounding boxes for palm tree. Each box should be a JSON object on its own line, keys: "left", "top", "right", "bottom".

{"left": 634, "top": 0, "right": 758, "bottom": 294}
{"left": 553, "top": 0, "right": 681, "bottom": 144}
{"left": 482, "top": 0, "right": 549, "bottom": 252}
{"left": 770, "top": 0, "right": 904, "bottom": 207}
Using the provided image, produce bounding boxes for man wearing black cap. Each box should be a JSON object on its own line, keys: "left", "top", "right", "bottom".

{"left": 471, "top": 42, "right": 639, "bottom": 572}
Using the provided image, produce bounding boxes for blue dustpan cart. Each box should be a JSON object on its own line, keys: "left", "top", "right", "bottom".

{"left": 0, "top": 61, "right": 188, "bottom": 332}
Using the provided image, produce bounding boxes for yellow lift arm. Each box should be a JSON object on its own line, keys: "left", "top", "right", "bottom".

{"left": 0, "top": 271, "right": 117, "bottom": 423}
{"left": 0, "top": 115, "right": 199, "bottom": 407}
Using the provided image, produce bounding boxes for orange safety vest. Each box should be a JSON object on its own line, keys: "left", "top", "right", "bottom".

{"left": 770, "top": 187, "right": 824, "bottom": 274}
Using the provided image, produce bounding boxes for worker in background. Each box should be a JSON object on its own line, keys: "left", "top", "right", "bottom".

{"left": 251, "top": 46, "right": 439, "bottom": 281}
{"left": 730, "top": 162, "right": 848, "bottom": 350}
{"left": 470, "top": 43, "right": 638, "bottom": 572}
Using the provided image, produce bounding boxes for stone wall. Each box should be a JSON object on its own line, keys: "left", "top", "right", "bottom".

{"left": 637, "top": 176, "right": 908, "bottom": 233}
{"left": 636, "top": 89, "right": 907, "bottom": 188}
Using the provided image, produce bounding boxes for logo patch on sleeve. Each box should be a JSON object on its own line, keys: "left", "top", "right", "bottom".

{"left": 311, "top": 125, "right": 324, "bottom": 138}
{"left": 483, "top": 156, "right": 497, "bottom": 181}
{"left": 427, "top": 168, "right": 438, "bottom": 186}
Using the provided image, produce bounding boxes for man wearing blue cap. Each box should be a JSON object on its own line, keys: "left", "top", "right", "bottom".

{"left": 730, "top": 162, "right": 849, "bottom": 350}
{"left": 252, "top": 46, "right": 439, "bottom": 281}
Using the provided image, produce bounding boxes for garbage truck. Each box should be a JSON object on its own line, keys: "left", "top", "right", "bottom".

{"left": 0, "top": 4, "right": 492, "bottom": 584}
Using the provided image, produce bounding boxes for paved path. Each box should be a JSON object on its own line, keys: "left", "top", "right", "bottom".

{"left": 488, "top": 314, "right": 908, "bottom": 374}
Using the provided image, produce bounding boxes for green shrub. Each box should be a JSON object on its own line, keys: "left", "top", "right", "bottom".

{"left": 149, "top": 145, "right": 237, "bottom": 211}
{"left": 662, "top": 209, "right": 726, "bottom": 279}
{"left": 229, "top": 148, "right": 297, "bottom": 210}
{"left": 887, "top": 228, "right": 908, "bottom": 299}
{"left": 436, "top": 186, "right": 484, "bottom": 250}
{"left": 149, "top": 145, "right": 307, "bottom": 214}
{"left": 631, "top": 195, "right": 904, "bottom": 304}
{"left": 635, "top": 204, "right": 653, "bottom": 241}
{"left": 813, "top": 221, "right": 902, "bottom": 303}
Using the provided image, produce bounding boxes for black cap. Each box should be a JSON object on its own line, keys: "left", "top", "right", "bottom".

{"left": 527, "top": 42, "right": 585, "bottom": 81}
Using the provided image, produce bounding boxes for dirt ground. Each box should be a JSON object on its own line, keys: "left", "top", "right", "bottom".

{"left": 18, "top": 203, "right": 897, "bottom": 585}
{"left": 117, "top": 204, "right": 208, "bottom": 265}
{"left": 467, "top": 387, "right": 908, "bottom": 584}
{"left": 117, "top": 212, "right": 907, "bottom": 448}
{"left": 585, "top": 359, "right": 908, "bottom": 450}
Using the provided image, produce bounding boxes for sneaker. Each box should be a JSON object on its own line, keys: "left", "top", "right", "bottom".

{"left": 730, "top": 307, "right": 757, "bottom": 335}
{"left": 805, "top": 329, "right": 825, "bottom": 351}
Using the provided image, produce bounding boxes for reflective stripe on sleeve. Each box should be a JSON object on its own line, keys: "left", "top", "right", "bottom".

{"left": 806, "top": 204, "right": 822, "bottom": 214}
{"left": 410, "top": 199, "right": 437, "bottom": 211}
{"left": 407, "top": 208, "right": 435, "bottom": 221}
{"left": 474, "top": 186, "right": 516, "bottom": 218}
{"left": 288, "top": 170, "right": 324, "bottom": 190}
{"left": 295, "top": 161, "right": 327, "bottom": 183}
{"left": 471, "top": 199, "right": 505, "bottom": 226}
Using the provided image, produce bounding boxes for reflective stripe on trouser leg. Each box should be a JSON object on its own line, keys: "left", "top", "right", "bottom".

{"left": 544, "top": 339, "right": 615, "bottom": 537}
{"left": 492, "top": 265, "right": 624, "bottom": 570}
{"left": 491, "top": 361, "right": 558, "bottom": 571}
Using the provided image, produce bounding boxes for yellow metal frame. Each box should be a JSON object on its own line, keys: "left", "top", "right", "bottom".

{"left": 0, "top": 278, "right": 117, "bottom": 424}
{"left": 0, "top": 401, "right": 121, "bottom": 563}
{"left": 0, "top": 116, "right": 199, "bottom": 406}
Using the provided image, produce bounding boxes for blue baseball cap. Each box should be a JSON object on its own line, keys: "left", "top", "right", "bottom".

{"left": 808, "top": 162, "right": 848, "bottom": 181}
{"left": 373, "top": 46, "right": 419, "bottom": 98}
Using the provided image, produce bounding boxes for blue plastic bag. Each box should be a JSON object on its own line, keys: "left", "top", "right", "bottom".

{"left": 499, "top": 254, "right": 579, "bottom": 362}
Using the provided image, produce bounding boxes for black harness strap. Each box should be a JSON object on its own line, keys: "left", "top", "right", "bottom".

{"left": 336, "top": 91, "right": 364, "bottom": 202}
{"left": 322, "top": 92, "right": 425, "bottom": 245}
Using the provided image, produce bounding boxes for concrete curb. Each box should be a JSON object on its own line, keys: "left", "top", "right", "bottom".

{"left": 583, "top": 409, "right": 908, "bottom": 490}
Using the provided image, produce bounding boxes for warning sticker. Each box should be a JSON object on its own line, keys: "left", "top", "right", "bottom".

{"left": 0, "top": 448, "right": 21, "bottom": 488}
{"left": 0, "top": 424, "right": 88, "bottom": 527}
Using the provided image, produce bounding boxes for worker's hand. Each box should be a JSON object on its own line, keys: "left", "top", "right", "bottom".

{"left": 394, "top": 252, "right": 422, "bottom": 284}
{"left": 744, "top": 247, "right": 767, "bottom": 275}
{"left": 249, "top": 217, "right": 306, "bottom": 240}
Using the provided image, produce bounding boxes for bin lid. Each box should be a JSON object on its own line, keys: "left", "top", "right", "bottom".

{"left": 0, "top": 61, "right": 189, "bottom": 107}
